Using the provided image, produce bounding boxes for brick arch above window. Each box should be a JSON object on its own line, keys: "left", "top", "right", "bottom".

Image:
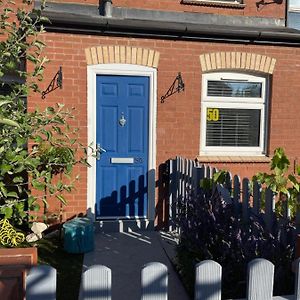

{"left": 199, "top": 52, "right": 276, "bottom": 74}
{"left": 85, "top": 46, "right": 160, "bottom": 68}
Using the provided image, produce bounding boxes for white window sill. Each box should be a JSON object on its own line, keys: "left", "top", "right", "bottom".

{"left": 196, "top": 155, "right": 271, "bottom": 163}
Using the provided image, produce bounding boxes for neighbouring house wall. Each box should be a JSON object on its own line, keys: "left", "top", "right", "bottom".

{"left": 46, "top": 0, "right": 286, "bottom": 19}
{"left": 28, "top": 31, "right": 300, "bottom": 218}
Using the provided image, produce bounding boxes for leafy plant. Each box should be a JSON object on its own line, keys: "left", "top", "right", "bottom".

{"left": 0, "top": 0, "right": 90, "bottom": 231}
{"left": 175, "top": 188, "right": 295, "bottom": 299}
{"left": 200, "top": 169, "right": 230, "bottom": 191}
{"left": 253, "top": 147, "right": 300, "bottom": 217}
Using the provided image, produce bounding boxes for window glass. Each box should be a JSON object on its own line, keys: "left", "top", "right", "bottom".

{"left": 287, "top": 0, "right": 300, "bottom": 29}
{"left": 206, "top": 108, "right": 260, "bottom": 147}
{"left": 207, "top": 81, "right": 262, "bottom": 98}
{"left": 289, "top": 0, "right": 300, "bottom": 9}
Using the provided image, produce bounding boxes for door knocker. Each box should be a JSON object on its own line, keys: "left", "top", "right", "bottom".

{"left": 119, "top": 113, "right": 126, "bottom": 127}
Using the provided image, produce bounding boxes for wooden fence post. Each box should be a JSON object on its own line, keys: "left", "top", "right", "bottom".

{"left": 168, "top": 159, "right": 177, "bottom": 231}
{"left": 80, "top": 265, "right": 112, "bottom": 300}
{"left": 192, "top": 166, "right": 204, "bottom": 195}
{"left": 242, "top": 178, "right": 250, "bottom": 222}
{"left": 247, "top": 259, "right": 274, "bottom": 300}
{"left": 26, "top": 265, "right": 56, "bottom": 300}
{"left": 264, "top": 188, "right": 275, "bottom": 232}
{"left": 225, "top": 172, "right": 232, "bottom": 193}
{"left": 178, "top": 157, "right": 184, "bottom": 204}
{"left": 195, "top": 260, "right": 222, "bottom": 300}
{"left": 141, "top": 262, "right": 168, "bottom": 300}
{"left": 282, "top": 194, "right": 290, "bottom": 220}
{"left": 233, "top": 175, "right": 240, "bottom": 214}
{"left": 186, "top": 159, "right": 195, "bottom": 198}
{"left": 252, "top": 181, "right": 261, "bottom": 216}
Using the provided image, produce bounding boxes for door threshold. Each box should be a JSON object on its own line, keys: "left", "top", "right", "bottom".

{"left": 94, "top": 219, "right": 154, "bottom": 233}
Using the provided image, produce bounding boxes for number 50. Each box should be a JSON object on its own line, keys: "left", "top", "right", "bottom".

{"left": 207, "top": 108, "right": 219, "bottom": 121}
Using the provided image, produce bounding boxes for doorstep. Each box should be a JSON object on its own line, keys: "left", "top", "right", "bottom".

{"left": 94, "top": 219, "right": 154, "bottom": 233}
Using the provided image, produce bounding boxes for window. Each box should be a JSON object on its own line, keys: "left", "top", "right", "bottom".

{"left": 287, "top": 0, "right": 300, "bottom": 30}
{"left": 200, "top": 72, "right": 268, "bottom": 156}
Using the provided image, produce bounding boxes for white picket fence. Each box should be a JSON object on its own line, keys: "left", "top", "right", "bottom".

{"left": 25, "top": 259, "right": 300, "bottom": 300}
{"left": 168, "top": 156, "right": 300, "bottom": 232}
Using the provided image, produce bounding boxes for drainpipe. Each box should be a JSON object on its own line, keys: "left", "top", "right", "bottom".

{"left": 104, "top": 0, "right": 113, "bottom": 18}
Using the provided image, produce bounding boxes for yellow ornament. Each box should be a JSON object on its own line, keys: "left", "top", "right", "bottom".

{"left": 0, "top": 218, "right": 25, "bottom": 247}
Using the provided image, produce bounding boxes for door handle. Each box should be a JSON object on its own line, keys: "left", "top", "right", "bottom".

{"left": 96, "top": 143, "right": 106, "bottom": 160}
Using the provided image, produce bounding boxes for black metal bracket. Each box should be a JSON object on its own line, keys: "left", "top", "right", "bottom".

{"left": 42, "top": 67, "right": 63, "bottom": 99}
{"left": 161, "top": 72, "right": 185, "bottom": 103}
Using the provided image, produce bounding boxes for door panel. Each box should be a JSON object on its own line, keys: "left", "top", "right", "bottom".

{"left": 96, "top": 75, "right": 149, "bottom": 218}
{"left": 128, "top": 107, "right": 144, "bottom": 152}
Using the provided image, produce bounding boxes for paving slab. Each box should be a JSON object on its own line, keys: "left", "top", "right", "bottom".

{"left": 82, "top": 231, "right": 190, "bottom": 300}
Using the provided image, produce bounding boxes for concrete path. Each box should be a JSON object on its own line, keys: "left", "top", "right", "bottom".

{"left": 82, "top": 231, "right": 190, "bottom": 300}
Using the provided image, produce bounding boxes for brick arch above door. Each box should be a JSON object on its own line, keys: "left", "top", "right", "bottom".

{"left": 199, "top": 52, "right": 276, "bottom": 74}
{"left": 85, "top": 46, "right": 160, "bottom": 68}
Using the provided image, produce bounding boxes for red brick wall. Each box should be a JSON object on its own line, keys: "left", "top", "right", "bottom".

{"left": 28, "top": 32, "right": 300, "bottom": 218}
{"left": 47, "top": 0, "right": 286, "bottom": 19}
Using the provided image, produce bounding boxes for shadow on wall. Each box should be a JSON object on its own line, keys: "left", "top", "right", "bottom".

{"left": 84, "top": 165, "right": 169, "bottom": 229}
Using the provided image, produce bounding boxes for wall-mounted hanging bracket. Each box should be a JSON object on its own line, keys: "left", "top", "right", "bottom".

{"left": 161, "top": 72, "right": 185, "bottom": 103}
{"left": 42, "top": 67, "right": 63, "bottom": 99}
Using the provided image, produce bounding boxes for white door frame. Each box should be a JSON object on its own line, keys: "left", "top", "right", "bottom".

{"left": 86, "top": 64, "right": 157, "bottom": 221}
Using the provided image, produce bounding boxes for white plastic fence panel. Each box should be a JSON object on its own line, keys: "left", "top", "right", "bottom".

{"left": 295, "top": 258, "right": 300, "bottom": 300}
{"left": 195, "top": 260, "right": 222, "bottom": 300}
{"left": 26, "top": 265, "right": 56, "bottom": 300}
{"left": 141, "top": 262, "right": 168, "bottom": 300}
{"left": 80, "top": 265, "right": 112, "bottom": 300}
{"left": 247, "top": 259, "right": 274, "bottom": 300}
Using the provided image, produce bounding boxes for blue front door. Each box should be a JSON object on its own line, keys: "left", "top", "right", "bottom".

{"left": 96, "top": 75, "right": 149, "bottom": 219}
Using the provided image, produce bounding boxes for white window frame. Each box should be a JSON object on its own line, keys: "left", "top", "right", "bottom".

{"left": 200, "top": 72, "right": 268, "bottom": 156}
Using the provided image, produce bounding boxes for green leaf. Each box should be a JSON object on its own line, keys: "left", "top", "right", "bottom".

{"left": 7, "top": 191, "right": 18, "bottom": 198}
{"left": 0, "top": 117, "right": 20, "bottom": 127}
{"left": 297, "top": 165, "right": 300, "bottom": 176}
{"left": 33, "top": 203, "right": 40, "bottom": 212}
{"left": 34, "top": 135, "right": 43, "bottom": 143}
{"left": 0, "top": 186, "right": 7, "bottom": 197}
{"left": 56, "top": 194, "right": 67, "bottom": 205}
{"left": 0, "top": 164, "right": 12, "bottom": 174}
{"left": 213, "top": 170, "right": 228, "bottom": 185}
{"left": 0, "top": 100, "right": 12, "bottom": 107}
{"left": 31, "top": 179, "right": 45, "bottom": 191}
{"left": 27, "top": 54, "right": 38, "bottom": 63}
{"left": 200, "top": 178, "right": 212, "bottom": 190}
{"left": 2, "top": 207, "right": 13, "bottom": 218}
{"left": 12, "top": 176, "right": 24, "bottom": 183}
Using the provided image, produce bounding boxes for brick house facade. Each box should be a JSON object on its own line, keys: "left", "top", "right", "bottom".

{"left": 27, "top": 0, "right": 300, "bottom": 225}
